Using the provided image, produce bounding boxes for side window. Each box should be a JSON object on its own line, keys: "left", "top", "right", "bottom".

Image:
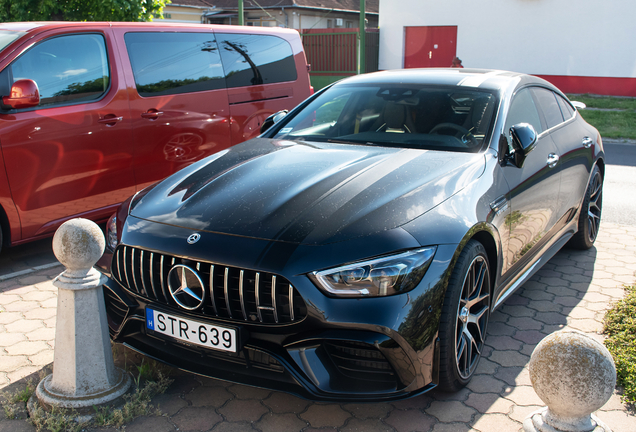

{"left": 504, "top": 88, "right": 543, "bottom": 143}
{"left": 532, "top": 87, "right": 565, "bottom": 130}
{"left": 217, "top": 33, "right": 297, "bottom": 88}
{"left": 556, "top": 94, "right": 575, "bottom": 121}
{"left": 10, "top": 34, "right": 109, "bottom": 108}
{"left": 125, "top": 32, "right": 225, "bottom": 97}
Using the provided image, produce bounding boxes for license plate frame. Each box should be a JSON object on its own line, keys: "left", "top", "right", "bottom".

{"left": 146, "top": 307, "right": 238, "bottom": 353}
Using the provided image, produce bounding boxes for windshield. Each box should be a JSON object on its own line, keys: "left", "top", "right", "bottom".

{"left": 0, "top": 30, "right": 26, "bottom": 53}
{"left": 274, "top": 84, "right": 498, "bottom": 152}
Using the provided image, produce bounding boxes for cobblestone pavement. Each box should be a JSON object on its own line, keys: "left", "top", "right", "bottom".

{"left": 1, "top": 223, "right": 635, "bottom": 432}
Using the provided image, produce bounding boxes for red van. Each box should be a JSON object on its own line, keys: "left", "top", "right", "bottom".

{"left": 0, "top": 22, "right": 312, "bottom": 252}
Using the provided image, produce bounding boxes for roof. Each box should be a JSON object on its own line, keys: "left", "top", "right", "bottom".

{"left": 191, "top": 0, "right": 379, "bottom": 14}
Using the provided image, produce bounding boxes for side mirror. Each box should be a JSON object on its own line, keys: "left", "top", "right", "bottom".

{"left": 508, "top": 123, "right": 537, "bottom": 168}
{"left": 571, "top": 101, "right": 586, "bottom": 110}
{"left": 260, "top": 109, "right": 288, "bottom": 134}
{"left": 2, "top": 79, "right": 40, "bottom": 110}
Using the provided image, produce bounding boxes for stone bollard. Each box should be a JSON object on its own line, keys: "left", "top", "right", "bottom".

{"left": 32, "top": 218, "right": 131, "bottom": 412}
{"left": 523, "top": 329, "right": 616, "bottom": 432}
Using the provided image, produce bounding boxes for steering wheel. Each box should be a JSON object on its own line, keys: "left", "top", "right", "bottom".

{"left": 429, "top": 123, "right": 478, "bottom": 147}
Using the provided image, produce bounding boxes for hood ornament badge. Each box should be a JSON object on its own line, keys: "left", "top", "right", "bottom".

{"left": 187, "top": 233, "right": 201, "bottom": 244}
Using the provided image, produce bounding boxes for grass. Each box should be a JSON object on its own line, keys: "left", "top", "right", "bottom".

{"left": 0, "top": 351, "right": 173, "bottom": 431}
{"left": 567, "top": 93, "right": 636, "bottom": 140}
{"left": 603, "top": 285, "right": 636, "bottom": 407}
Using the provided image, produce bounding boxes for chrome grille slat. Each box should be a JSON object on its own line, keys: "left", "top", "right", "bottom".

{"left": 224, "top": 267, "right": 232, "bottom": 319}
{"left": 239, "top": 270, "right": 247, "bottom": 321}
{"left": 272, "top": 275, "right": 278, "bottom": 323}
{"left": 112, "top": 246, "right": 304, "bottom": 324}
{"left": 160, "top": 255, "right": 168, "bottom": 302}
{"left": 255, "top": 272, "right": 263, "bottom": 322}
{"left": 209, "top": 265, "right": 218, "bottom": 315}
{"left": 149, "top": 253, "right": 157, "bottom": 299}
{"left": 289, "top": 284, "right": 294, "bottom": 322}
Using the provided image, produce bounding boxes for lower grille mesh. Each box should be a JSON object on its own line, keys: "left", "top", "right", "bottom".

{"left": 112, "top": 245, "right": 306, "bottom": 325}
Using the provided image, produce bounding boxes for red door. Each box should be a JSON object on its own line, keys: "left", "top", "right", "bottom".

{"left": 404, "top": 26, "right": 457, "bottom": 68}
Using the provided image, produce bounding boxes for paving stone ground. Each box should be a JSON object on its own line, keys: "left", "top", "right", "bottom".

{"left": 1, "top": 223, "right": 635, "bottom": 431}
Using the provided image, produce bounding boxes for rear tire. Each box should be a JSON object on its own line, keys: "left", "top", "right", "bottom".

{"left": 568, "top": 165, "right": 602, "bottom": 250}
{"left": 438, "top": 240, "right": 491, "bottom": 392}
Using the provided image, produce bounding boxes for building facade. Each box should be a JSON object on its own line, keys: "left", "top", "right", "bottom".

{"left": 378, "top": 0, "right": 636, "bottom": 96}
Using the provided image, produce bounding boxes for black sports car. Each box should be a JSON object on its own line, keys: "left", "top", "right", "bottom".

{"left": 99, "top": 69, "right": 604, "bottom": 401}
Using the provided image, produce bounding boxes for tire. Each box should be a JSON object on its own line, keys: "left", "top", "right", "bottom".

{"left": 568, "top": 165, "right": 603, "bottom": 250}
{"left": 438, "top": 240, "right": 491, "bottom": 392}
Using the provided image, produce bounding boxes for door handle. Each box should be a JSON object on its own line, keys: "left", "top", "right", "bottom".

{"left": 98, "top": 115, "right": 123, "bottom": 126}
{"left": 582, "top": 137, "right": 593, "bottom": 148}
{"left": 547, "top": 153, "right": 559, "bottom": 168}
{"left": 141, "top": 109, "right": 164, "bottom": 120}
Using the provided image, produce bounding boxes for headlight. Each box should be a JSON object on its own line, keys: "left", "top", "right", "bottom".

{"left": 309, "top": 247, "right": 436, "bottom": 297}
{"left": 106, "top": 214, "right": 118, "bottom": 251}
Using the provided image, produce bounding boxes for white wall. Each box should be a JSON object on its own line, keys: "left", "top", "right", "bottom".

{"left": 379, "top": 0, "right": 636, "bottom": 79}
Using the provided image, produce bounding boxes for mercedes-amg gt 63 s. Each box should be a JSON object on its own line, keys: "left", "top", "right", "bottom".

{"left": 98, "top": 69, "right": 604, "bottom": 401}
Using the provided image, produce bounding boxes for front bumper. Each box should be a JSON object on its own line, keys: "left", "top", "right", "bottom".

{"left": 101, "top": 220, "right": 457, "bottom": 401}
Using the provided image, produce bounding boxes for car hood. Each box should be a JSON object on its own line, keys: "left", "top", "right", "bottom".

{"left": 130, "top": 138, "right": 485, "bottom": 245}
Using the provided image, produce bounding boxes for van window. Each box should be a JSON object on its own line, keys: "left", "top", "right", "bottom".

{"left": 125, "top": 32, "right": 225, "bottom": 97}
{"left": 10, "top": 34, "right": 109, "bottom": 107}
{"left": 217, "top": 33, "right": 297, "bottom": 88}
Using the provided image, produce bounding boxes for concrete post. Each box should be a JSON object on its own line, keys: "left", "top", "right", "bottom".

{"left": 33, "top": 218, "right": 131, "bottom": 411}
{"left": 523, "top": 329, "right": 616, "bottom": 432}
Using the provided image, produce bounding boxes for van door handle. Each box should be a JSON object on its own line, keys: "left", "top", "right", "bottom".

{"left": 582, "top": 137, "right": 593, "bottom": 148}
{"left": 98, "top": 115, "right": 123, "bottom": 126}
{"left": 141, "top": 110, "right": 163, "bottom": 120}
{"left": 547, "top": 153, "right": 559, "bottom": 168}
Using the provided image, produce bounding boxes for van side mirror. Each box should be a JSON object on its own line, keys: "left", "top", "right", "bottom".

{"left": 260, "top": 110, "right": 288, "bottom": 134}
{"left": 508, "top": 123, "right": 537, "bottom": 168}
{"left": 2, "top": 79, "right": 40, "bottom": 110}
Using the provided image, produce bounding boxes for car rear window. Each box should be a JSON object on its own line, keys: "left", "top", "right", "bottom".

{"left": 10, "top": 33, "right": 109, "bottom": 107}
{"left": 217, "top": 33, "right": 297, "bottom": 88}
{"left": 125, "top": 32, "right": 226, "bottom": 97}
{"left": 273, "top": 84, "right": 498, "bottom": 152}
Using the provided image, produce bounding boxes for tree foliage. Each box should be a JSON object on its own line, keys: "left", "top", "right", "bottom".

{"left": 0, "top": 0, "right": 169, "bottom": 22}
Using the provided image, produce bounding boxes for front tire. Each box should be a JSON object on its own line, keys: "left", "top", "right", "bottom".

{"left": 569, "top": 165, "right": 603, "bottom": 250}
{"left": 438, "top": 240, "right": 491, "bottom": 392}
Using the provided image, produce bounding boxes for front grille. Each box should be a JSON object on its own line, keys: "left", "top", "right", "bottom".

{"left": 112, "top": 245, "right": 306, "bottom": 324}
{"left": 325, "top": 341, "right": 397, "bottom": 383}
{"left": 103, "top": 287, "right": 128, "bottom": 331}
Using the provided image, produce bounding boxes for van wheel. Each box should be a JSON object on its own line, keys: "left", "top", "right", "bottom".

{"left": 568, "top": 165, "right": 603, "bottom": 250}
{"left": 438, "top": 240, "right": 490, "bottom": 392}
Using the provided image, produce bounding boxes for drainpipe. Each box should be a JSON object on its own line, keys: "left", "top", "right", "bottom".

{"left": 359, "top": 0, "right": 365, "bottom": 74}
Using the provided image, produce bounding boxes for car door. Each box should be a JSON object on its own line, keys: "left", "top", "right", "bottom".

{"left": 532, "top": 87, "right": 593, "bottom": 220}
{"left": 0, "top": 29, "right": 135, "bottom": 241}
{"left": 499, "top": 87, "right": 562, "bottom": 276}
{"left": 114, "top": 29, "right": 232, "bottom": 191}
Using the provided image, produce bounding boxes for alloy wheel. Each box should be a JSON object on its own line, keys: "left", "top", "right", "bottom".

{"left": 586, "top": 170, "right": 603, "bottom": 243}
{"left": 454, "top": 255, "right": 490, "bottom": 380}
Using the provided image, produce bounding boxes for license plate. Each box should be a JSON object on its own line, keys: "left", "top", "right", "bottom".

{"left": 146, "top": 308, "right": 237, "bottom": 353}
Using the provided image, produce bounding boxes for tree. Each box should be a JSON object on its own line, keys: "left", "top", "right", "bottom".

{"left": 0, "top": 0, "right": 169, "bottom": 22}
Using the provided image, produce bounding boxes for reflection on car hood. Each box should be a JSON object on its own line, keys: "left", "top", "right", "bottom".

{"left": 130, "top": 138, "right": 486, "bottom": 245}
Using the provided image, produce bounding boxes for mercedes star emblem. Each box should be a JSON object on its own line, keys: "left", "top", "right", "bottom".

{"left": 187, "top": 233, "right": 201, "bottom": 244}
{"left": 167, "top": 265, "right": 206, "bottom": 310}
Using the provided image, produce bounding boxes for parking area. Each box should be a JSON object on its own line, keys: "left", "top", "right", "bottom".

{"left": 0, "top": 222, "right": 635, "bottom": 432}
